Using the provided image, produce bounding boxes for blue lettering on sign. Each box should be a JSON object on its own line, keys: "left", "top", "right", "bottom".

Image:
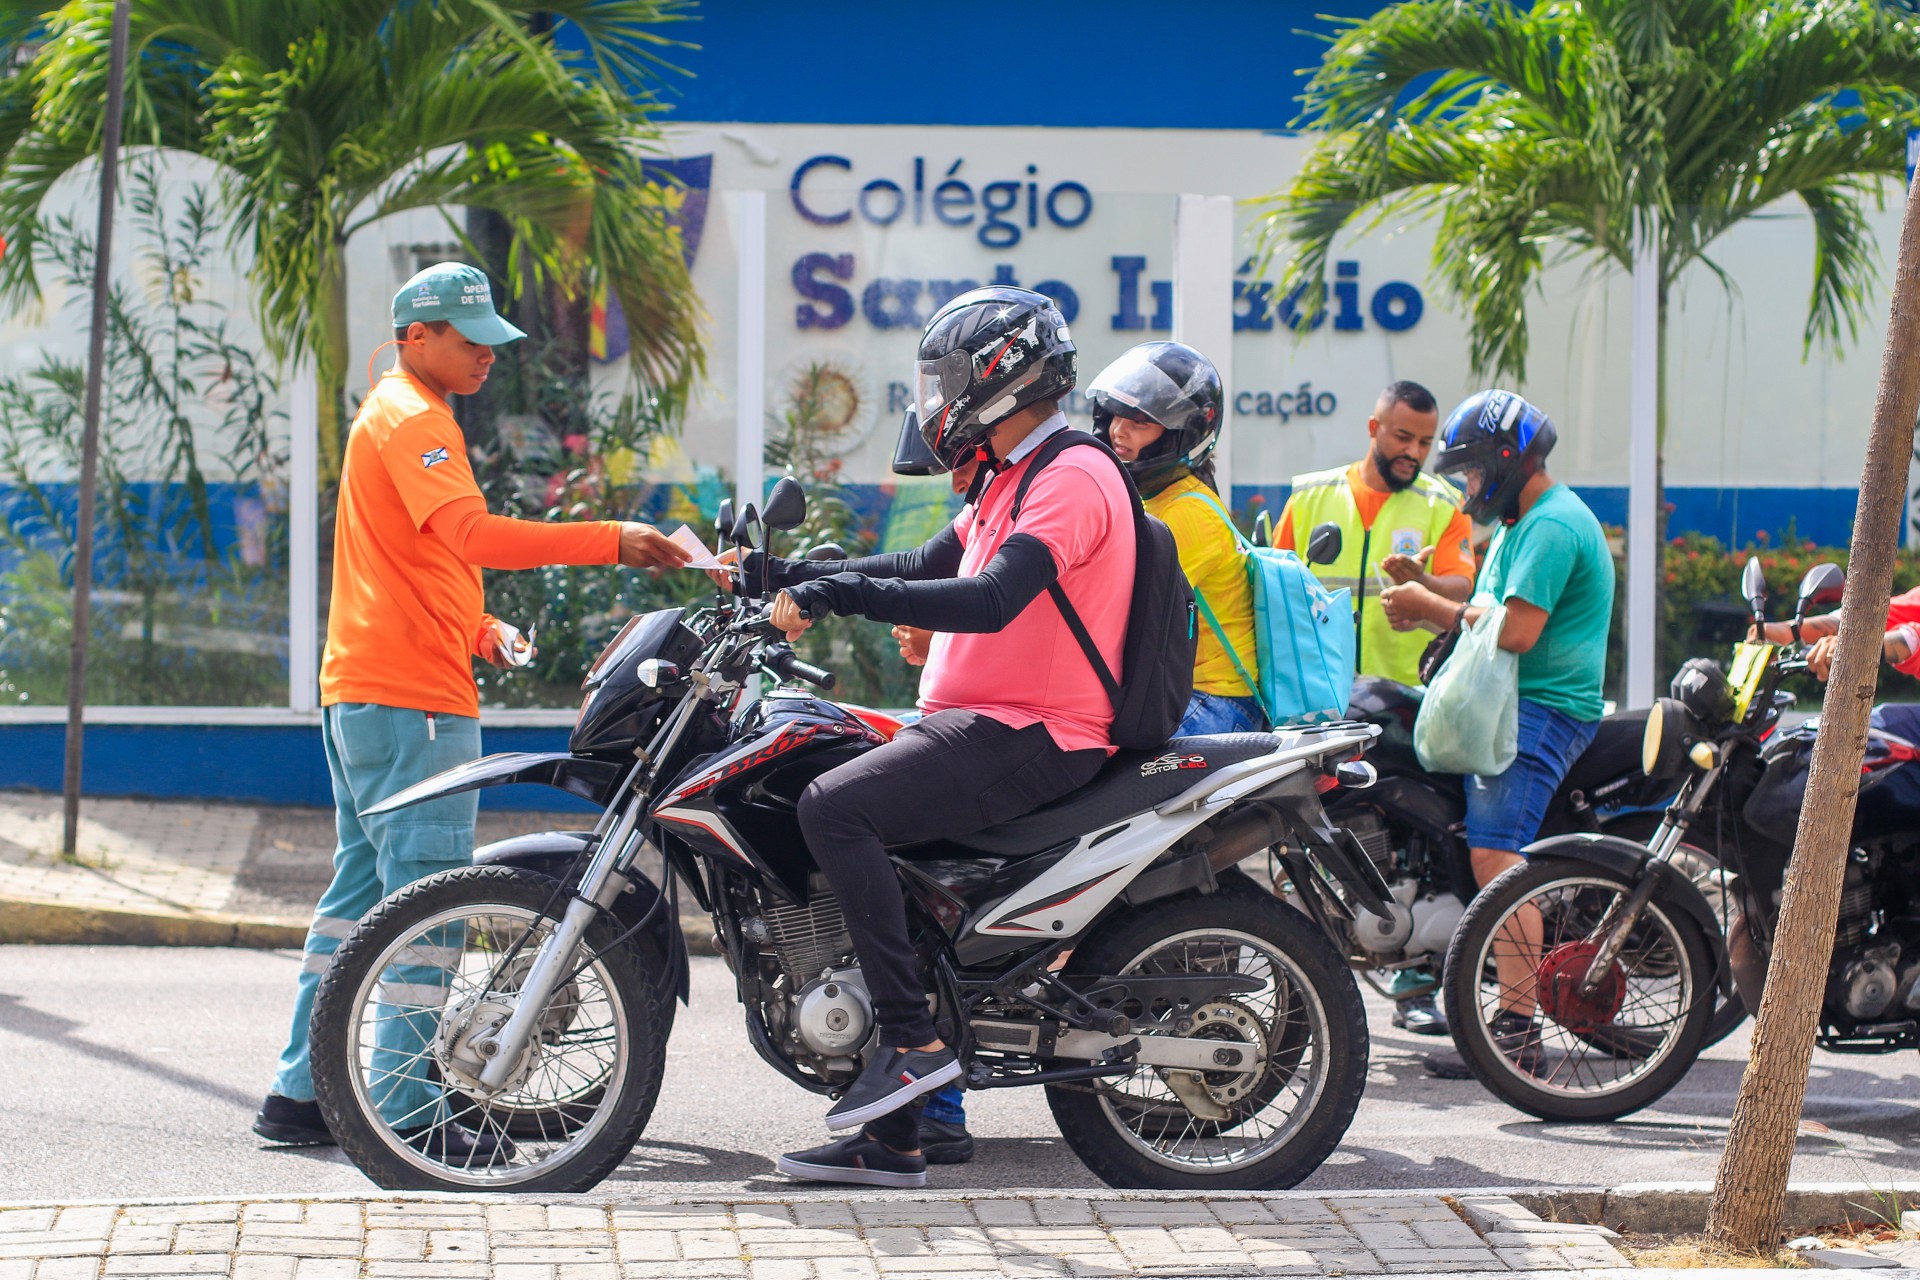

{"left": 788, "top": 156, "right": 1099, "bottom": 249}
{"left": 785, "top": 253, "right": 1423, "bottom": 337}
{"left": 1234, "top": 386, "right": 1340, "bottom": 422}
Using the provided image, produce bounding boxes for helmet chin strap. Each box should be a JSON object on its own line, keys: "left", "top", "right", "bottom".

{"left": 963, "top": 442, "right": 998, "bottom": 508}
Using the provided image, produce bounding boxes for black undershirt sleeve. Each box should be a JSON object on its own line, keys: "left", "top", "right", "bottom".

{"left": 781, "top": 533, "right": 1058, "bottom": 633}
{"left": 751, "top": 525, "right": 964, "bottom": 590}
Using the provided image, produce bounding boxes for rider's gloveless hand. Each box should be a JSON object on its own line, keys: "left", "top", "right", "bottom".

{"left": 619, "top": 522, "right": 692, "bottom": 571}
{"left": 771, "top": 590, "right": 812, "bottom": 640}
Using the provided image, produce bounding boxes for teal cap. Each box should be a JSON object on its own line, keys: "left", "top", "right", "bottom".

{"left": 392, "top": 262, "right": 526, "bottom": 346}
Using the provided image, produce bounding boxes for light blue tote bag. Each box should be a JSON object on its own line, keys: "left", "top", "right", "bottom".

{"left": 1181, "top": 492, "right": 1356, "bottom": 726}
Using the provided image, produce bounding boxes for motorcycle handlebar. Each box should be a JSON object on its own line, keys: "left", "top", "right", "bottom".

{"left": 763, "top": 646, "right": 836, "bottom": 691}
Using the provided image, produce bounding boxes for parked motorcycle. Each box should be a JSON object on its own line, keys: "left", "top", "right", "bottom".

{"left": 1331, "top": 677, "right": 1743, "bottom": 1042}
{"left": 309, "top": 477, "right": 1394, "bottom": 1193}
{"left": 1440, "top": 557, "right": 1850, "bottom": 1121}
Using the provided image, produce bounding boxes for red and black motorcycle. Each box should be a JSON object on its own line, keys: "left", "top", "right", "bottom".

{"left": 310, "top": 477, "right": 1394, "bottom": 1194}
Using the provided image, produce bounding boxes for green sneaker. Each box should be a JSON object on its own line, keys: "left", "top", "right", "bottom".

{"left": 1386, "top": 968, "right": 1435, "bottom": 998}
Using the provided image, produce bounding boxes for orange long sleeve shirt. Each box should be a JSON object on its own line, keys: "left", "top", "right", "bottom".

{"left": 319, "top": 369, "right": 620, "bottom": 717}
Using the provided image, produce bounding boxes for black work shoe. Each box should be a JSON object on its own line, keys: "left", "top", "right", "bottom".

{"left": 777, "top": 1130, "right": 928, "bottom": 1188}
{"left": 253, "top": 1094, "right": 334, "bottom": 1146}
{"left": 919, "top": 1115, "right": 975, "bottom": 1165}
{"left": 1422, "top": 1050, "right": 1474, "bottom": 1080}
{"left": 397, "top": 1122, "right": 517, "bottom": 1165}
{"left": 1392, "top": 993, "right": 1450, "bottom": 1037}
{"left": 1488, "top": 1009, "right": 1545, "bottom": 1073}
{"left": 825, "top": 1046, "right": 962, "bottom": 1132}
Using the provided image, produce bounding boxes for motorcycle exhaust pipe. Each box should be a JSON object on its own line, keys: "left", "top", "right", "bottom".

{"left": 1199, "top": 805, "right": 1289, "bottom": 876}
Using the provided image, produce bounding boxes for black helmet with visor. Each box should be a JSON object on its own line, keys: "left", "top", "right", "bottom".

{"left": 913, "top": 286, "right": 1076, "bottom": 470}
{"left": 1087, "top": 341, "right": 1224, "bottom": 497}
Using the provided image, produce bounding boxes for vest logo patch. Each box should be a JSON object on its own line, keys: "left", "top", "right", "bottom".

{"left": 1390, "top": 528, "right": 1423, "bottom": 557}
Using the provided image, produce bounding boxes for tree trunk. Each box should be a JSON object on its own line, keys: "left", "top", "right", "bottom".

{"left": 1704, "top": 174, "right": 1920, "bottom": 1251}
{"left": 313, "top": 248, "right": 349, "bottom": 488}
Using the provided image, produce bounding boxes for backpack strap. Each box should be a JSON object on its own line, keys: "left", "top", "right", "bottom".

{"left": 1005, "top": 429, "right": 1145, "bottom": 704}
{"left": 1192, "top": 586, "right": 1273, "bottom": 724}
{"left": 1175, "top": 489, "right": 1254, "bottom": 553}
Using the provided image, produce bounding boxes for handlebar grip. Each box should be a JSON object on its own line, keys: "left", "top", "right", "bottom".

{"left": 766, "top": 648, "right": 836, "bottom": 690}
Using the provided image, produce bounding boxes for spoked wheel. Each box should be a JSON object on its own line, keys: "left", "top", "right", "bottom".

{"left": 310, "top": 866, "right": 667, "bottom": 1192}
{"left": 1602, "top": 813, "right": 1744, "bottom": 1047}
{"left": 1442, "top": 857, "right": 1715, "bottom": 1122}
{"left": 1045, "top": 893, "right": 1367, "bottom": 1189}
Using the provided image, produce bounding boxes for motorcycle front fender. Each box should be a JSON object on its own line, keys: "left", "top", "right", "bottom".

{"left": 1521, "top": 831, "right": 1730, "bottom": 988}
{"left": 474, "top": 830, "right": 690, "bottom": 1007}
{"left": 361, "top": 752, "right": 625, "bottom": 817}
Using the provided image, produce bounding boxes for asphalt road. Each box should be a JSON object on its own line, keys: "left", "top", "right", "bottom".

{"left": 4, "top": 945, "right": 1919, "bottom": 1202}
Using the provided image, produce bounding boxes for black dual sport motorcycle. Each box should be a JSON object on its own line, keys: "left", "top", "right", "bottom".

{"left": 310, "top": 477, "right": 1405, "bottom": 1193}
{"left": 1438, "top": 556, "right": 1876, "bottom": 1122}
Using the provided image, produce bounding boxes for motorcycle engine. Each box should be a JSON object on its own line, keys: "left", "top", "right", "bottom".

{"left": 739, "top": 879, "right": 872, "bottom": 1083}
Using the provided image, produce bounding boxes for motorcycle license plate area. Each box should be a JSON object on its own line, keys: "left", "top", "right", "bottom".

{"left": 1728, "top": 641, "right": 1774, "bottom": 722}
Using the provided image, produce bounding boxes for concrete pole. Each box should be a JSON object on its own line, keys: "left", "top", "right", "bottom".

{"left": 1627, "top": 211, "right": 1660, "bottom": 709}
{"left": 61, "top": 0, "right": 133, "bottom": 858}
{"left": 734, "top": 190, "right": 768, "bottom": 515}
{"left": 1173, "top": 195, "right": 1236, "bottom": 499}
{"left": 288, "top": 364, "right": 318, "bottom": 713}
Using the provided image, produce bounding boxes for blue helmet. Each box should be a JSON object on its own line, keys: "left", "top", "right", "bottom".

{"left": 1432, "top": 390, "right": 1557, "bottom": 523}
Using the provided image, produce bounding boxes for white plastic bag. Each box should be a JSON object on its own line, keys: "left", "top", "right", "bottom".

{"left": 1413, "top": 605, "right": 1519, "bottom": 777}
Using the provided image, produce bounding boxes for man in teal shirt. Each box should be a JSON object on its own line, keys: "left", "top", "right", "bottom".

{"left": 1378, "top": 390, "right": 1614, "bottom": 1067}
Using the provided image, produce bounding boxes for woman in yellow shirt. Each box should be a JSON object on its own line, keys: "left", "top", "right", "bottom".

{"left": 1089, "top": 342, "right": 1263, "bottom": 736}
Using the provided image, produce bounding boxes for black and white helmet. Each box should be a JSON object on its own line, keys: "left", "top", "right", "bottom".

{"left": 1088, "top": 341, "right": 1224, "bottom": 496}
{"left": 913, "top": 286, "right": 1076, "bottom": 470}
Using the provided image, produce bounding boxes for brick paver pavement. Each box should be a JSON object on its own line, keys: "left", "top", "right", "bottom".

{"left": 0, "top": 1193, "right": 1642, "bottom": 1279}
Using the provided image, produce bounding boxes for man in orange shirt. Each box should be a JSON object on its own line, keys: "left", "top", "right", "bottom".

{"left": 255, "top": 263, "right": 688, "bottom": 1156}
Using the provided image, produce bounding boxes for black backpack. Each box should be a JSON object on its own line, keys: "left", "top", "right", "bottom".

{"left": 1008, "top": 431, "right": 1197, "bottom": 749}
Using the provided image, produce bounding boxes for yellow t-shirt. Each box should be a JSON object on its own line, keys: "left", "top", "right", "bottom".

{"left": 1146, "top": 474, "right": 1258, "bottom": 699}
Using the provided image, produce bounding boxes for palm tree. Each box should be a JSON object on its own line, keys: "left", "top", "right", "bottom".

{"left": 1258, "top": 0, "right": 1920, "bottom": 514}
{"left": 0, "top": 0, "right": 703, "bottom": 483}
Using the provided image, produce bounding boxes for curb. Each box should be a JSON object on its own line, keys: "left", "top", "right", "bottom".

{"left": 0, "top": 896, "right": 306, "bottom": 947}
{"left": 1508, "top": 1182, "right": 1920, "bottom": 1235}
{"left": 0, "top": 893, "right": 717, "bottom": 951}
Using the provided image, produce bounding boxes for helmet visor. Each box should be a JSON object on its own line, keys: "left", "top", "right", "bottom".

{"left": 913, "top": 350, "right": 974, "bottom": 431}
{"left": 1086, "top": 345, "right": 1207, "bottom": 431}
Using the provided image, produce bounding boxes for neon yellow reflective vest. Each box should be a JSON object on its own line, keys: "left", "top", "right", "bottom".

{"left": 1284, "top": 466, "right": 1467, "bottom": 688}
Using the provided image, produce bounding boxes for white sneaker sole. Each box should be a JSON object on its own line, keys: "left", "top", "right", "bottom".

{"left": 825, "top": 1058, "right": 963, "bottom": 1132}
{"left": 775, "top": 1154, "right": 927, "bottom": 1189}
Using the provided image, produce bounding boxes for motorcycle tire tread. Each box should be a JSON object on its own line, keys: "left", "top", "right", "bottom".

{"left": 1042, "top": 892, "right": 1369, "bottom": 1190}
{"left": 1441, "top": 855, "right": 1717, "bottom": 1123}
{"left": 310, "top": 865, "right": 670, "bottom": 1193}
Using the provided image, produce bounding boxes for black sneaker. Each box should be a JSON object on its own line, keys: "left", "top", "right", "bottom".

{"left": 396, "top": 1122, "right": 517, "bottom": 1165}
{"left": 825, "top": 1046, "right": 961, "bottom": 1132}
{"left": 1392, "top": 993, "right": 1450, "bottom": 1037}
{"left": 777, "top": 1130, "right": 928, "bottom": 1188}
{"left": 1488, "top": 1009, "right": 1544, "bottom": 1073}
{"left": 253, "top": 1094, "right": 334, "bottom": 1146}
{"left": 919, "top": 1115, "right": 975, "bottom": 1165}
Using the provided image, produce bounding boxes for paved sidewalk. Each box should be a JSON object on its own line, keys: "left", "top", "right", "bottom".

{"left": 0, "top": 792, "right": 666, "bottom": 947}
{"left": 0, "top": 1192, "right": 1654, "bottom": 1279}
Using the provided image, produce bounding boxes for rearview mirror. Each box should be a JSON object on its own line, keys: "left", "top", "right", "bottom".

{"left": 764, "top": 476, "right": 807, "bottom": 531}
{"left": 804, "top": 543, "right": 848, "bottom": 562}
{"left": 1797, "top": 562, "right": 1844, "bottom": 614}
{"left": 1306, "top": 521, "right": 1343, "bottom": 566}
{"left": 1252, "top": 510, "right": 1273, "bottom": 549}
{"left": 1741, "top": 556, "right": 1766, "bottom": 621}
{"left": 732, "top": 502, "right": 760, "bottom": 552}
{"left": 716, "top": 499, "right": 735, "bottom": 541}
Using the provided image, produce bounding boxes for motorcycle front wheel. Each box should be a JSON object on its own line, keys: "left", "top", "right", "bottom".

{"left": 1045, "top": 891, "right": 1368, "bottom": 1189}
{"left": 1442, "top": 856, "right": 1715, "bottom": 1122}
{"left": 310, "top": 865, "right": 668, "bottom": 1192}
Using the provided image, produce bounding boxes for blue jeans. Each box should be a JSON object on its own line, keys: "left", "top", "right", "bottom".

{"left": 270, "top": 702, "right": 479, "bottom": 1124}
{"left": 1178, "top": 690, "right": 1266, "bottom": 736}
{"left": 1463, "top": 698, "right": 1598, "bottom": 852}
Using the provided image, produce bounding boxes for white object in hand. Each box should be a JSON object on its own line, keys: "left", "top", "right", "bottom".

{"left": 667, "top": 524, "right": 725, "bottom": 570}
{"left": 493, "top": 620, "right": 537, "bottom": 668}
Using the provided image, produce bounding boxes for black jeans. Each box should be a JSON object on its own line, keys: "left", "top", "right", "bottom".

{"left": 797, "top": 708, "right": 1105, "bottom": 1050}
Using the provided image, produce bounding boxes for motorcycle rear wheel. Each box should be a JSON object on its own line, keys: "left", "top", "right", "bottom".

{"left": 311, "top": 866, "right": 668, "bottom": 1192}
{"left": 1045, "top": 892, "right": 1368, "bottom": 1189}
{"left": 1442, "top": 856, "right": 1715, "bottom": 1122}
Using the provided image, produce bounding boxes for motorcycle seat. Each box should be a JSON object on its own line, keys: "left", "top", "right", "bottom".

{"left": 945, "top": 733, "right": 1282, "bottom": 856}
{"left": 1558, "top": 710, "right": 1650, "bottom": 797}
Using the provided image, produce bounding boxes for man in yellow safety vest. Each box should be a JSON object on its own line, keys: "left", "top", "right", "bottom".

{"left": 1275, "top": 380, "right": 1475, "bottom": 686}
{"left": 1274, "top": 379, "right": 1475, "bottom": 1035}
